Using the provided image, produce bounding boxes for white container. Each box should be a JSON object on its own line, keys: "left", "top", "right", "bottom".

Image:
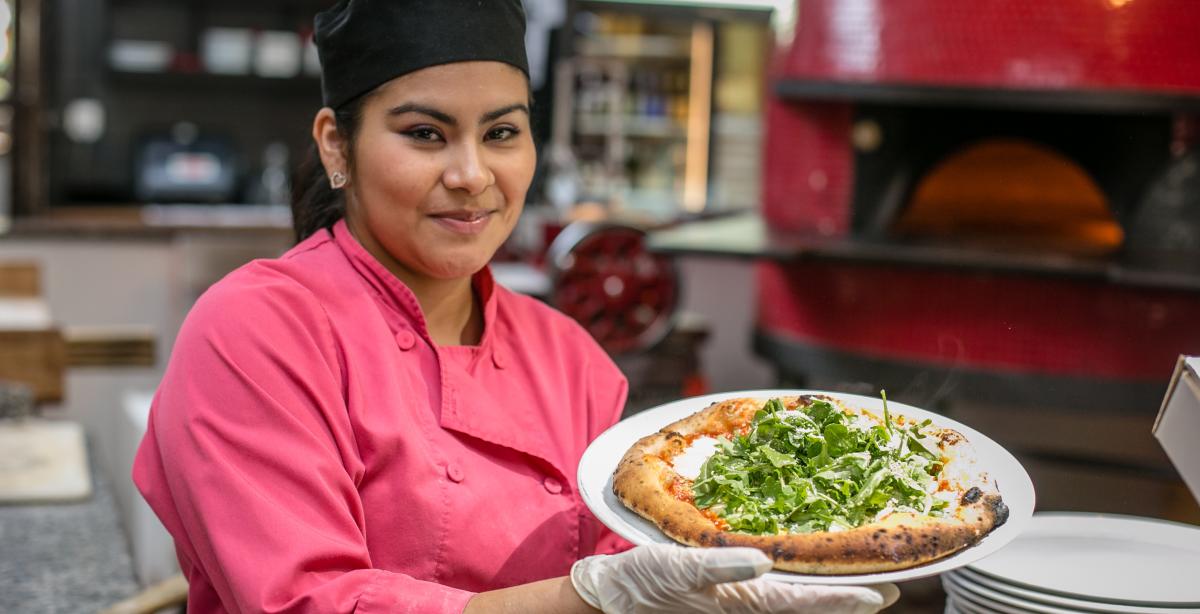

{"left": 109, "top": 39, "right": 173, "bottom": 73}
{"left": 115, "top": 391, "right": 181, "bottom": 585}
{"left": 303, "top": 34, "right": 322, "bottom": 77}
{"left": 255, "top": 30, "right": 302, "bottom": 78}
{"left": 201, "top": 27, "right": 253, "bottom": 75}
{"left": 1155, "top": 355, "right": 1200, "bottom": 504}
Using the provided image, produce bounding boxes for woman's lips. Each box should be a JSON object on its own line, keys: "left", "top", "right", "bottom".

{"left": 429, "top": 210, "right": 495, "bottom": 235}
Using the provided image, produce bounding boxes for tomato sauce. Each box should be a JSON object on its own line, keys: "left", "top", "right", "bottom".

{"left": 700, "top": 508, "right": 730, "bottom": 531}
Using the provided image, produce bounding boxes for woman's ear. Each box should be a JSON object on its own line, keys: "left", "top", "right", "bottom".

{"left": 312, "top": 107, "right": 348, "bottom": 179}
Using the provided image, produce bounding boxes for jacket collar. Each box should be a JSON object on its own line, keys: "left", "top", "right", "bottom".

{"left": 331, "top": 218, "right": 498, "bottom": 348}
{"left": 331, "top": 220, "right": 567, "bottom": 479}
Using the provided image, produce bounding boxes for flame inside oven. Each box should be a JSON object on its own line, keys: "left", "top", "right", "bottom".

{"left": 891, "top": 138, "right": 1124, "bottom": 256}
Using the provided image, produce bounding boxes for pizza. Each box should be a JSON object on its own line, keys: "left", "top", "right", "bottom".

{"left": 612, "top": 394, "right": 1009, "bottom": 574}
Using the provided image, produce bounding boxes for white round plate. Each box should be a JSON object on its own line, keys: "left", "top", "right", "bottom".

{"left": 944, "top": 573, "right": 1044, "bottom": 614}
{"left": 577, "top": 389, "right": 1036, "bottom": 585}
{"left": 942, "top": 582, "right": 1007, "bottom": 614}
{"left": 948, "top": 571, "right": 1181, "bottom": 614}
{"left": 953, "top": 567, "right": 1189, "bottom": 614}
{"left": 945, "top": 596, "right": 981, "bottom": 614}
{"left": 969, "top": 512, "right": 1200, "bottom": 607}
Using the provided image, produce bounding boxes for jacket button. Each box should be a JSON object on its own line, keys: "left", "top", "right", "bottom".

{"left": 395, "top": 330, "right": 416, "bottom": 351}
{"left": 491, "top": 348, "right": 506, "bottom": 369}
{"left": 446, "top": 464, "right": 465, "bottom": 483}
{"left": 543, "top": 476, "right": 563, "bottom": 494}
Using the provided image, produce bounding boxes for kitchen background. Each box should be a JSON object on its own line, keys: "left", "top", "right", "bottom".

{"left": 2, "top": 0, "right": 1199, "bottom": 612}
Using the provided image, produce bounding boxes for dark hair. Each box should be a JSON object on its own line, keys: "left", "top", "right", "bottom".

{"left": 291, "top": 94, "right": 370, "bottom": 243}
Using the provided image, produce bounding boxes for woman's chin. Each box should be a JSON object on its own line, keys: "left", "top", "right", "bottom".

{"left": 423, "top": 253, "right": 496, "bottom": 281}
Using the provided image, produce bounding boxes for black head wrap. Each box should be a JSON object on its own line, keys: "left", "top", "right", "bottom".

{"left": 314, "top": 0, "right": 530, "bottom": 110}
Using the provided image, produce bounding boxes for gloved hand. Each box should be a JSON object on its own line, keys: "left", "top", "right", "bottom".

{"left": 570, "top": 544, "right": 899, "bottom": 614}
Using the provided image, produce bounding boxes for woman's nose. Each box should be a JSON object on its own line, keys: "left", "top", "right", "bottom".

{"left": 442, "top": 143, "right": 493, "bottom": 195}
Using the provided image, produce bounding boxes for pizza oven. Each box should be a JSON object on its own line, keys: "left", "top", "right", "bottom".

{"left": 754, "top": 0, "right": 1200, "bottom": 414}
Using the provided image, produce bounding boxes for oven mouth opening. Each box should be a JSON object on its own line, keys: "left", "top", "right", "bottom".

{"left": 890, "top": 138, "right": 1124, "bottom": 257}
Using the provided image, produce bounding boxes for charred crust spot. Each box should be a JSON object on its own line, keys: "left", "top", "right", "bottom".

{"left": 827, "top": 536, "right": 836, "bottom": 542}
{"left": 772, "top": 544, "right": 786, "bottom": 559}
{"left": 961, "top": 487, "right": 982, "bottom": 504}
{"left": 990, "top": 497, "right": 1011, "bottom": 526}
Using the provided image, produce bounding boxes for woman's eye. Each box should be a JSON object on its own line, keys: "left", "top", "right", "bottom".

{"left": 486, "top": 126, "right": 520, "bottom": 141}
{"left": 404, "top": 127, "right": 443, "bottom": 142}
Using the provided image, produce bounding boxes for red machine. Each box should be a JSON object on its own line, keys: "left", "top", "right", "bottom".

{"left": 757, "top": 0, "right": 1200, "bottom": 411}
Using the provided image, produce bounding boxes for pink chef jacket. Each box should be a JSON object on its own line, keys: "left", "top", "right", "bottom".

{"left": 133, "top": 219, "right": 631, "bottom": 613}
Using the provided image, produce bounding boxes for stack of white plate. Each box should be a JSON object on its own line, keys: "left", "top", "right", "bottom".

{"left": 943, "top": 512, "right": 1200, "bottom": 614}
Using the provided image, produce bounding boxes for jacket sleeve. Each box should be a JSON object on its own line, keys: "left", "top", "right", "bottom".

{"left": 584, "top": 338, "right": 635, "bottom": 556}
{"left": 133, "top": 272, "right": 474, "bottom": 614}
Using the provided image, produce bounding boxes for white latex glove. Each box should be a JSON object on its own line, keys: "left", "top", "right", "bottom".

{"left": 570, "top": 544, "right": 899, "bottom": 614}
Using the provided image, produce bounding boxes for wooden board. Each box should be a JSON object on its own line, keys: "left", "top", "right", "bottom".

{"left": 0, "top": 262, "right": 40, "bottom": 298}
{"left": 0, "top": 420, "right": 92, "bottom": 503}
{"left": 0, "top": 329, "right": 66, "bottom": 404}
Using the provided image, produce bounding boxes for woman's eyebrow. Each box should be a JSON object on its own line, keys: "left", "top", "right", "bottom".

{"left": 387, "top": 103, "right": 456, "bottom": 125}
{"left": 480, "top": 103, "right": 529, "bottom": 124}
{"left": 385, "top": 102, "right": 529, "bottom": 126}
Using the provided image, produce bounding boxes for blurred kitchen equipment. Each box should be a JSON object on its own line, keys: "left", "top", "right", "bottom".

{"left": 545, "top": 221, "right": 711, "bottom": 414}
{"left": 62, "top": 97, "right": 106, "bottom": 144}
{"left": 254, "top": 30, "right": 301, "bottom": 78}
{"left": 303, "top": 33, "right": 321, "bottom": 76}
{"left": 246, "top": 141, "right": 291, "bottom": 206}
{"left": 134, "top": 121, "right": 238, "bottom": 204}
{"left": 107, "top": 39, "right": 173, "bottom": 73}
{"left": 546, "top": 221, "right": 679, "bottom": 355}
{"left": 201, "top": 27, "right": 253, "bottom": 75}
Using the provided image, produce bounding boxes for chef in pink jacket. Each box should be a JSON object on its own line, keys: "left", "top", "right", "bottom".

{"left": 133, "top": 1, "right": 898, "bottom": 612}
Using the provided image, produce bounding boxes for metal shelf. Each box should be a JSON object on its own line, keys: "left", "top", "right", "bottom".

{"left": 646, "top": 213, "right": 1200, "bottom": 292}
{"left": 575, "top": 113, "right": 687, "bottom": 138}
{"left": 108, "top": 70, "right": 321, "bottom": 97}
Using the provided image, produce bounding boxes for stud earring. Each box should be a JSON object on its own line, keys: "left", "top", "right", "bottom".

{"left": 330, "top": 171, "right": 347, "bottom": 189}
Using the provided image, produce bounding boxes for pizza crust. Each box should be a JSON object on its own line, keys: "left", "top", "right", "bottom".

{"left": 612, "top": 396, "right": 1010, "bottom": 574}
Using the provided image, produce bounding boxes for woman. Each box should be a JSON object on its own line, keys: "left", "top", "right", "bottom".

{"left": 134, "top": 1, "right": 898, "bottom": 612}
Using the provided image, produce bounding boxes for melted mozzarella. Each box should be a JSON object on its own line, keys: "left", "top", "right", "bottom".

{"left": 671, "top": 436, "right": 721, "bottom": 480}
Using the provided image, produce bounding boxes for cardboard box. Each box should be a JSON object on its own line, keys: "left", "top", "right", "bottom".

{"left": 1154, "top": 356, "right": 1200, "bottom": 504}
